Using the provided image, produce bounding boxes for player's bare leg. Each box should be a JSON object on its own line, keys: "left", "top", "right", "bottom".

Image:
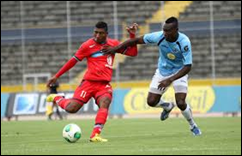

{"left": 175, "top": 93, "right": 201, "bottom": 136}
{"left": 90, "top": 96, "right": 111, "bottom": 143}
{"left": 147, "top": 92, "right": 175, "bottom": 120}
{"left": 46, "top": 94, "right": 83, "bottom": 113}
{"left": 64, "top": 101, "right": 83, "bottom": 113}
{"left": 147, "top": 92, "right": 161, "bottom": 107}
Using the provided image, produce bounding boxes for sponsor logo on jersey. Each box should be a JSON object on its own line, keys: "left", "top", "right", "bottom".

{"left": 89, "top": 44, "right": 96, "bottom": 48}
{"left": 184, "top": 45, "right": 189, "bottom": 52}
{"left": 167, "top": 53, "right": 176, "bottom": 60}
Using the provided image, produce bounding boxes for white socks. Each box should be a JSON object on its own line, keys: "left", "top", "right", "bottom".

{"left": 181, "top": 104, "right": 197, "bottom": 129}
{"left": 156, "top": 99, "right": 197, "bottom": 129}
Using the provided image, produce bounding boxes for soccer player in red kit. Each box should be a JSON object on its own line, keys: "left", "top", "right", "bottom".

{"left": 46, "top": 21, "right": 138, "bottom": 142}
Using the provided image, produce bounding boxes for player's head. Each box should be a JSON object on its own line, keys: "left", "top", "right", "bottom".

{"left": 94, "top": 21, "right": 108, "bottom": 44}
{"left": 163, "top": 17, "right": 179, "bottom": 42}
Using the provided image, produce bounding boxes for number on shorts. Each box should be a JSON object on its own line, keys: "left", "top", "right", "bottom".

{"left": 80, "top": 91, "right": 87, "bottom": 98}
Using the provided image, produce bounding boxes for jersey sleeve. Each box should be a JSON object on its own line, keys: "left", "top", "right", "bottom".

{"left": 115, "top": 35, "right": 138, "bottom": 56}
{"left": 181, "top": 38, "right": 193, "bottom": 65}
{"left": 55, "top": 57, "right": 78, "bottom": 78}
{"left": 143, "top": 31, "right": 163, "bottom": 45}
{"left": 73, "top": 43, "right": 88, "bottom": 61}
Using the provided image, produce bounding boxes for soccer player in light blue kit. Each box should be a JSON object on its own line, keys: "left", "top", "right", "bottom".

{"left": 102, "top": 17, "right": 201, "bottom": 136}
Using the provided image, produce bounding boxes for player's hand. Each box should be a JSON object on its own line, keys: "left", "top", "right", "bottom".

{"left": 46, "top": 76, "right": 58, "bottom": 88}
{"left": 102, "top": 45, "right": 118, "bottom": 55}
{"left": 126, "top": 23, "right": 139, "bottom": 34}
{"left": 158, "top": 79, "right": 172, "bottom": 91}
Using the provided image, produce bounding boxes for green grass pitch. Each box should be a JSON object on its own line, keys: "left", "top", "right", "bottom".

{"left": 1, "top": 117, "right": 241, "bottom": 155}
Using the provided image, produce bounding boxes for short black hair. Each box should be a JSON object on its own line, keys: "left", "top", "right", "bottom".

{"left": 95, "top": 21, "right": 108, "bottom": 32}
{"left": 165, "top": 17, "right": 178, "bottom": 28}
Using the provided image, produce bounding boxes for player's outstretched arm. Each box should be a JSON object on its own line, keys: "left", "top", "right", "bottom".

{"left": 158, "top": 65, "right": 192, "bottom": 90}
{"left": 46, "top": 57, "right": 78, "bottom": 87}
{"left": 46, "top": 76, "right": 58, "bottom": 88}
{"left": 102, "top": 23, "right": 144, "bottom": 55}
{"left": 169, "top": 65, "right": 192, "bottom": 82}
{"left": 102, "top": 36, "right": 144, "bottom": 55}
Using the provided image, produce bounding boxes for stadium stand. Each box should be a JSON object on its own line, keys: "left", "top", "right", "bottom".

{"left": 113, "top": 1, "right": 241, "bottom": 81}
{"left": 1, "top": 42, "right": 87, "bottom": 85}
{"left": 179, "top": 1, "right": 241, "bottom": 21}
{"left": 1, "top": 1, "right": 161, "bottom": 29}
{"left": 1, "top": 1, "right": 241, "bottom": 86}
{"left": 1, "top": 1, "right": 161, "bottom": 85}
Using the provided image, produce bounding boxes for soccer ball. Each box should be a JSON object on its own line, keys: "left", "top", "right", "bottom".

{"left": 62, "top": 123, "right": 82, "bottom": 143}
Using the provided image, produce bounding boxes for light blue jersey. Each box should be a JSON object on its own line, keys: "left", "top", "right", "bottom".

{"left": 143, "top": 31, "right": 192, "bottom": 76}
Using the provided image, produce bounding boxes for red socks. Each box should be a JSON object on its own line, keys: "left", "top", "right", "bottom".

{"left": 90, "top": 108, "right": 108, "bottom": 138}
{"left": 95, "top": 108, "right": 108, "bottom": 124}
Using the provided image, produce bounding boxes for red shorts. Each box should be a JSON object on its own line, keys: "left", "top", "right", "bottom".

{"left": 73, "top": 80, "right": 113, "bottom": 105}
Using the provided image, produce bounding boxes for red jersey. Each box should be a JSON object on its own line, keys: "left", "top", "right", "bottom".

{"left": 54, "top": 36, "right": 137, "bottom": 82}
{"left": 74, "top": 38, "right": 120, "bottom": 82}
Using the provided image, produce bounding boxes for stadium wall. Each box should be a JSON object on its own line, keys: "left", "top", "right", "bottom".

{"left": 110, "top": 85, "right": 241, "bottom": 115}
{"left": 1, "top": 85, "right": 241, "bottom": 119}
{"left": 1, "top": 94, "right": 10, "bottom": 118}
